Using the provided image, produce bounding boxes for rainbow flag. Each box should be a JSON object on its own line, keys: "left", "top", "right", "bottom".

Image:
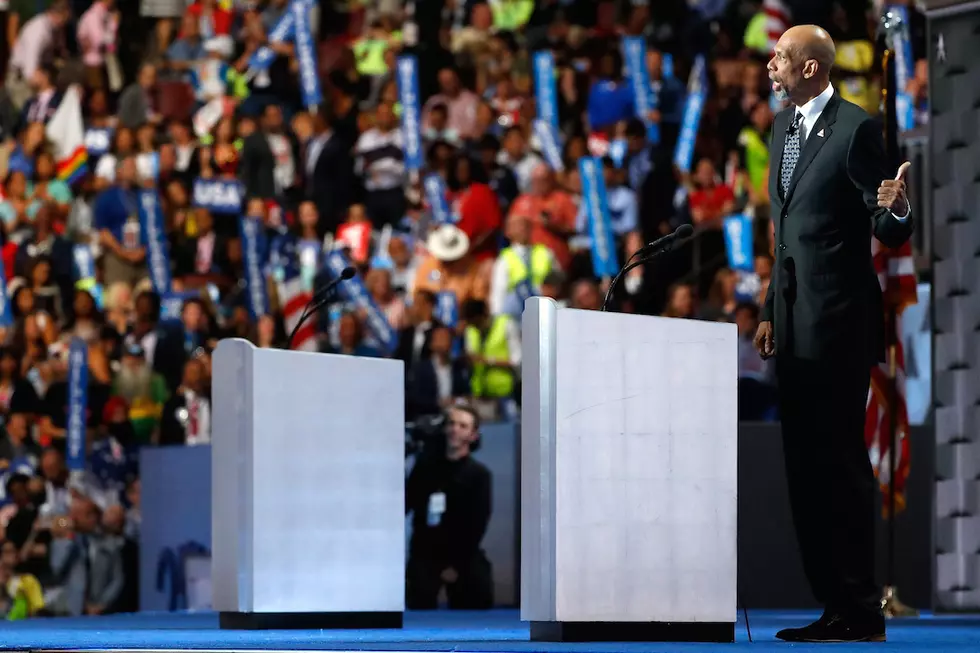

{"left": 45, "top": 85, "right": 88, "bottom": 185}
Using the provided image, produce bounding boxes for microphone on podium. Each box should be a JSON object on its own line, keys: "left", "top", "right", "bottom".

{"left": 601, "top": 224, "right": 694, "bottom": 312}
{"left": 310, "top": 266, "right": 356, "bottom": 311}
{"left": 287, "top": 266, "right": 356, "bottom": 350}
{"left": 639, "top": 223, "right": 694, "bottom": 256}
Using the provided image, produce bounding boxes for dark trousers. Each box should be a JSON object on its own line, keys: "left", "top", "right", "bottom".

{"left": 406, "top": 551, "right": 493, "bottom": 610}
{"left": 775, "top": 355, "right": 879, "bottom": 617}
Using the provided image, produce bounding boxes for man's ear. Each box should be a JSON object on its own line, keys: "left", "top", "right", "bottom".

{"left": 802, "top": 59, "right": 818, "bottom": 80}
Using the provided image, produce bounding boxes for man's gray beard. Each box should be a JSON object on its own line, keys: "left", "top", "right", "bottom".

{"left": 773, "top": 85, "right": 789, "bottom": 102}
{"left": 116, "top": 365, "right": 152, "bottom": 401}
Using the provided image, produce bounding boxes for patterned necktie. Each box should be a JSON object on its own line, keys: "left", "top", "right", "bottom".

{"left": 780, "top": 112, "right": 804, "bottom": 196}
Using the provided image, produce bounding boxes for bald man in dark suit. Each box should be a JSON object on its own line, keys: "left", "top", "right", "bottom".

{"left": 754, "top": 25, "right": 914, "bottom": 643}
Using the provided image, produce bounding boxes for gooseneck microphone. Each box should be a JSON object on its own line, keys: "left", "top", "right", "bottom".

{"left": 639, "top": 223, "right": 693, "bottom": 256}
{"left": 601, "top": 224, "right": 693, "bottom": 312}
{"left": 287, "top": 266, "right": 356, "bottom": 350}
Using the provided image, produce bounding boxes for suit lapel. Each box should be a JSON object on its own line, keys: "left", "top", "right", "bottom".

{"left": 782, "top": 93, "right": 840, "bottom": 208}
{"left": 769, "top": 110, "right": 788, "bottom": 208}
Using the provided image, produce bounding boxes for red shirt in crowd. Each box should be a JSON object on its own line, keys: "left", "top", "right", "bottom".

{"left": 688, "top": 183, "right": 736, "bottom": 226}
{"left": 185, "top": 2, "right": 233, "bottom": 36}
{"left": 451, "top": 182, "right": 502, "bottom": 263}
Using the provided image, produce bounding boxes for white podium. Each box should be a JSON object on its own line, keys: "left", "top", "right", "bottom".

{"left": 520, "top": 299, "right": 738, "bottom": 642}
{"left": 211, "top": 339, "right": 405, "bottom": 629}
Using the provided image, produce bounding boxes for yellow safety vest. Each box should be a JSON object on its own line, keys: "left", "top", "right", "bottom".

{"left": 465, "top": 315, "right": 514, "bottom": 398}
{"left": 500, "top": 245, "right": 552, "bottom": 291}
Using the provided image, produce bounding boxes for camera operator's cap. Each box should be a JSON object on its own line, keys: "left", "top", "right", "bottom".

{"left": 426, "top": 224, "right": 470, "bottom": 263}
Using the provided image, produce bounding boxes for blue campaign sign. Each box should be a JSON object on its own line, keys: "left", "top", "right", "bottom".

{"left": 396, "top": 56, "right": 423, "bottom": 171}
{"left": 423, "top": 174, "right": 454, "bottom": 225}
{"left": 722, "top": 213, "right": 754, "bottom": 272}
{"left": 84, "top": 127, "right": 113, "bottom": 158}
{"left": 192, "top": 178, "right": 244, "bottom": 215}
{"left": 324, "top": 250, "right": 398, "bottom": 355}
{"left": 673, "top": 55, "right": 708, "bottom": 174}
{"left": 434, "top": 291, "right": 458, "bottom": 328}
{"left": 888, "top": 5, "right": 915, "bottom": 132}
{"left": 292, "top": 0, "right": 321, "bottom": 109}
{"left": 578, "top": 157, "right": 619, "bottom": 278}
{"left": 532, "top": 119, "right": 564, "bottom": 172}
{"left": 621, "top": 36, "right": 660, "bottom": 144}
{"left": 0, "top": 253, "right": 12, "bottom": 329}
{"left": 137, "top": 190, "right": 173, "bottom": 295}
{"left": 247, "top": 0, "right": 313, "bottom": 72}
{"left": 533, "top": 51, "right": 559, "bottom": 132}
{"left": 160, "top": 291, "right": 201, "bottom": 322}
{"left": 66, "top": 338, "right": 89, "bottom": 472}
{"left": 239, "top": 217, "right": 270, "bottom": 320}
{"left": 73, "top": 244, "right": 96, "bottom": 281}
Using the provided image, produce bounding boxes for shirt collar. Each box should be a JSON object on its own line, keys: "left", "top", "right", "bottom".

{"left": 797, "top": 82, "right": 834, "bottom": 125}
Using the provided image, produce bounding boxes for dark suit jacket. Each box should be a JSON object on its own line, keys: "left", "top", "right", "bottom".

{"left": 239, "top": 131, "right": 278, "bottom": 200}
{"left": 18, "top": 91, "right": 62, "bottom": 131}
{"left": 305, "top": 131, "right": 356, "bottom": 232}
{"left": 406, "top": 357, "right": 471, "bottom": 420}
{"left": 762, "top": 92, "right": 914, "bottom": 364}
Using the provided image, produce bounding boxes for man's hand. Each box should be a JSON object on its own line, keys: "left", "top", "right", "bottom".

{"left": 753, "top": 321, "right": 775, "bottom": 360}
{"left": 878, "top": 161, "right": 911, "bottom": 215}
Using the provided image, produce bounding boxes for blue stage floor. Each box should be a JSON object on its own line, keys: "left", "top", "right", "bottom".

{"left": 1, "top": 610, "right": 978, "bottom": 652}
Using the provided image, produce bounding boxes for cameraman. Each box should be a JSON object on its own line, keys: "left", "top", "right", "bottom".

{"left": 405, "top": 404, "right": 493, "bottom": 609}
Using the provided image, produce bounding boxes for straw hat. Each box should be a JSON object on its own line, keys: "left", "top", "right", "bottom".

{"left": 426, "top": 224, "right": 470, "bottom": 263}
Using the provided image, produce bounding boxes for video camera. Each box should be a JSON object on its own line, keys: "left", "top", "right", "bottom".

{"left": 404, "top": 413, "right": 446, "bottom": 458}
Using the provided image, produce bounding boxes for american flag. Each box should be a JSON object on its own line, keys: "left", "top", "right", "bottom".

{"left": 764, "top": 0, "right": 792, "bottom": 53}
{"left": 865, "top": 238, "right": 917, "bottom": 514}
{"left": 276, "top": 236, "right": 317, "bottom": 352}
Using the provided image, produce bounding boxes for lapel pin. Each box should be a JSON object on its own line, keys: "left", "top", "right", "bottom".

{"left": 816, "top": 128, "right": 825, "bottom": 138}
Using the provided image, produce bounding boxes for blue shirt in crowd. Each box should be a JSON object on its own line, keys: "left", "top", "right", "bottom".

{"left": 587, "top": 79, "right": 637, "bottom": 132}
{"left": 93, "top": 185, "right": 139, "bottom": 244}
{"left": 576, "top": 184, "right": 639, "bottom": 237}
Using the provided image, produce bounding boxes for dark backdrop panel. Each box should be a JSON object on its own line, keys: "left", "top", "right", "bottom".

{"left": 738, "top": 423, "right": 934, "bottom": 610}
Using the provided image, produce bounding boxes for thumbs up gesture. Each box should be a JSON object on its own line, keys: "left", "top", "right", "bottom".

{"left": 878, "top": 161, "right": 911, "bottom": 215}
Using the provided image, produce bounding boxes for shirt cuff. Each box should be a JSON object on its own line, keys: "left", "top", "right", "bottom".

{"left": 891, "top": 198, "right": 911, "bottom": 222}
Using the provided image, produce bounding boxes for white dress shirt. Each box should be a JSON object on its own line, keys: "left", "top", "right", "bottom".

{"left": 794, "top": 82, "right": 910, "bottom": 221}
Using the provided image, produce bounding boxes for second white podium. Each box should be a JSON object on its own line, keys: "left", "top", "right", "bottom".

{"left": 520, "top": 298, "right": 738, "bottom": 642}
{"left": 211, "top": 339, "right": 405, "bottom": 629}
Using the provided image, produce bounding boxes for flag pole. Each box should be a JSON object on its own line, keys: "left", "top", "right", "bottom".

{"left": 879, "top": 36, "right": 918, "bottom": 621}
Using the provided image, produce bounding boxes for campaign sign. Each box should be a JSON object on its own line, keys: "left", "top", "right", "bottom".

{"left": 193, "top": 179, "right": 244, "bottom": 215}
{"left": 722, "top": 214, "right": 754, "bottom": 272}
{"left": 137, "top": 190, "right": 173, "bottom": 295}
{"left": 578, "top": 157, "right": 619, "bottom": 278}
{"left": 396, "top": 55, "right": 423, "bottom": 172}
{"left": 66, "top": 338, "right": 89, "bottom": 472}
{"left": 239, "top": 217, "right": 271, "bottom": 320}
{"left": 673, "top": 55, "right": 708, "bottom": 174}
{"left": 434, "top": 291, "right": 458, "bottom": 328}
{"left": 423, "top": 175, "right": 454, "bottom": 225}
{"left": 292, "top": 0, "right": 321, "bottom": 109}
{"left": 0, "top": 253, "right": 12, "bottom": 329}
{"left": 324, "top": 250, "right": 397, "bottom": 355}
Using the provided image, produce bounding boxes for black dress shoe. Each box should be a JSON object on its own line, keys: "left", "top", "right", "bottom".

{"left": 796, "top": 612, "right": 886, "bottom": 643}
{"left": 775, "top": 612, "right": 830, "bottom": 642}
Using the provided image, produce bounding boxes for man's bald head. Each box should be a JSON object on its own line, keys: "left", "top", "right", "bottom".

{"left": 784, "top": 25, "right": 836, "bottom": 70}
{"left": 768, "top": 25, "right": 837, "bottom": 106}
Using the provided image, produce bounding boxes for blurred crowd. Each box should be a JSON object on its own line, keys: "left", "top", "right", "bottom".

{"left": 0, "top": 0, "right": 927, "bottom": 618}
